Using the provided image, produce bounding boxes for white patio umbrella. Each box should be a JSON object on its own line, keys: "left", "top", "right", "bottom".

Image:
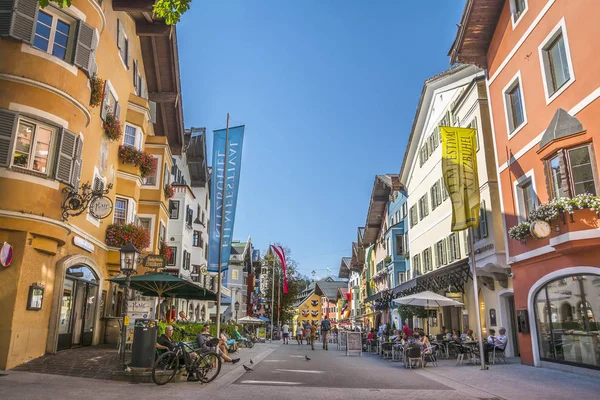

{"left": 237, "top": 316, "right": 265, "bottom": 324}
{"left": 392, "top": 291, "right": 464, "bottom": 336}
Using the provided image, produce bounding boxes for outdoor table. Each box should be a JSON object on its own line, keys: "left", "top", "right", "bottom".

{"left": 382, "top": 342, "right": 394, "bottom": 359}
{"left": 462, "top": 341, "right": 480, "bottom": 364}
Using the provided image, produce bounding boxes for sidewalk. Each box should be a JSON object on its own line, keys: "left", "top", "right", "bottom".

{"left": 415, "top": 358, "right": 600, "bottom": 400}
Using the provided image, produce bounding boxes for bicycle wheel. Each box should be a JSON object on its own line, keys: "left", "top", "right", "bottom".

{"left": 197, "top": 352, "right": 221, "bottom": 383}
{"left": 152, "top": 351, "right": 179, "bottom": 385}
{"left": 246, "top": 340, "right": 254, "bottom": 348}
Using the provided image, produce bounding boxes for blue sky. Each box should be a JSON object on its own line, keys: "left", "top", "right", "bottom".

{"left": 178, "top": 1, "right": 464, "bottom": 278}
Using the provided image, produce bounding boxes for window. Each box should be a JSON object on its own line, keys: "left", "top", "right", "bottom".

{"left": 534, "top": 274, "right": 600, "bottom": 369}
{"left": 169, "top": 200, "right": 180, "bottom": 219}
{"left": 510, "top": 0, "right": 527, "bottom": 24}
{"left": 193, "top": 231, "right": 200, "bottom": 247}
{"left": 117, "top": 19, "right": 128, "bottom": 68}
{"left": 395, "top": 234, "right": 403, "bottom": 256}
{"left": 123, "top": 125, "right": 142, "bottom": 149}
{"left": 548, "top": 155, "right": 566, "bottom": 199}
{"left": 183, "top": 250, "right": 190, "bottom": 270}
{"left": 139, "top": 217, "right": 151, "bottom": 247}
{"left": 435, "top": 240, "right": 447, "bottom": 267}
{"left": 163, "top": 163, "right": 170, "bottom": 188}
{"left": 448, "top": 233, "right": 460, "bottom": 262}
{"left": 568, "top": 146, "right": 596, "bottom": 196}
{"left": 243, "top": 276, "right": 248, "bottom": 285}
{"left": 430, "top": 181, "right": 442, "bottom": 211}
{"left": 440, "top": 178, "right": 449, "bottom": 201}
{"left": 398, "top": 272, "right": 405, "bottom": 285}
{"left": 470, "top": 118, "right": 480, "bottom": 151}
{"left": 418, "top": 194, "right": 429, "bottom": 220}
{"left": 419, "top": 144, "right": 429, "bottom": 167}
{"left": 167, "top": 247, "right": 177, "bottom": 266}
{"left": 504, "top": 74, "right": 526, "bottom": 134}
{"left": 33, "top": 10, "right": 74, "bottom": 61}
{"left": 159, "top": 221, "right": 166, "bottom": 244}
{"left": 402, "top": 203, "right": 407, "bottom": 219}
{"left": 540, "top": 22, "right": 574, "bottom": 101}
{"left": 412, "top": 254, "right": 421, "bottom": 276}
{"left": 422, "top": 248, "right": 432, "bottom": 272}
{"left": 409, "top": 205, "right": 418, "bottom": 227}
{"left": 12, "top": 119, "right": 56, "bottom": 174}
{"left": 101, "top": 81, "right": 119, "bottom": 121}
{"left": 474, "top": 201, "right": 488, "bottom": 241}
{"left": 186, "top": 205, "right": 193, "bottom": 227}
{"left": 114, "top": 198, "right": 127, "bottom": 225}
{"left": 143, "top": 156, "right": 159, "bottom": 186}
{"left": 232, "top": 270, "right": 239, "bottom": 280}
{"left": 517, "top": 178, "right": 536, "bottom": 221}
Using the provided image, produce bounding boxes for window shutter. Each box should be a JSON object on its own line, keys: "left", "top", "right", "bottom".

{"left": 70, "top": 135, "right": 83, "bottom": 189}
{"left": 114, "top": 101, "right": 121, "bottom": 121}
{"left": 93, "top": 175, "right": 104, "bottom": 193}
{"left": 441, "top": 178, "right": 448, "bottom": 201}
{"left": 128, "top": 199, "right": 136, "bottom": 224}
{"left": 133, "top": 60, "right": 138, "bottom": 91}
{"left": 55, "top": 129, "right": 77, "bottom": 184}
{"left": 1, "top": 0, "right": 38, "bottom": 44}
{"left": 74, "top": 21, "right": 96, "bottom": 77}
{"left": 117, "top": 19, "right": 122, "bottom": 51}
{"left": 434, "top": 244, "right": 439, "bottom": 268}
{"left": 446, "top": 237, "right": 452, "bottom": 263}
{"left": 149, "top": 100, "right": 157, "bottom": 123}
{"left": 441, "top": 239, "right": 447, "bottom": 265}
{"left": 101, "top": 81, "right": 109, "bottom": 120}
{"left": 0, "top": 109, "right": 18, "bottom": 167}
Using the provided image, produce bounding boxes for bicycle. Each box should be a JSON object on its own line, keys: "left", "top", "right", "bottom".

{"left": 152, "top": 327, "right": 222, "bottom": 386}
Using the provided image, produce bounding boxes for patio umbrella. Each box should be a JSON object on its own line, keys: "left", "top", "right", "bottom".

{"left": 392, "top": 290, "right": 463, "bottom": 335}
{"left": 110, "top": 273, "right": 218, "bottom": 318}
{"left": 237, "top": 316, "right": 265, "bottom": 324}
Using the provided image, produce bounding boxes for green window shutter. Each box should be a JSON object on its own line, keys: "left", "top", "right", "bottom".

{"left": 0, "top": 0, "right": 38, "bottom": 44}
{"left": 74, "top": 21, "right": 96, "bottom": 77}
{"left": 70, "top": 135, "right": 83, "bottom": 189}
{"left": 0, "top": 109, "right": 18, "bottom": 167}
{"left": 55, "top": 129, "right": 77, "bottom": 185}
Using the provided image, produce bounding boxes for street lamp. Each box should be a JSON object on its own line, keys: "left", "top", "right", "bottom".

{"left": 119, "top": 243, "right": 139, "bottom": 361}
{"left": 234, "top": 301, "right": 240, "bottom": 322}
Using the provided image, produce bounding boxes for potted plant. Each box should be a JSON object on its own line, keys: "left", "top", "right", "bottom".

{"left": 164, "top": 184, "right": 175, "bottom": 199}
{"left": 118, "top": 145, "right": 157, "bottom": 178}
{"left": 384, "top": 255, "right": 392, "bottom": 264}
{"left": 89, "top": 74, "right": 104, "bottom": 108}
{"left": 105, "top": 223, "right": 149, "bottom": 249}
{"left": 103, "top": 113, "right": 122, "bottom": 141}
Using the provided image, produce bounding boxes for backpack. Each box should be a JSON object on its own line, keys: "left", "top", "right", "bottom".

{"left": 321, "top": 319, "right": 331, "bottom": 331}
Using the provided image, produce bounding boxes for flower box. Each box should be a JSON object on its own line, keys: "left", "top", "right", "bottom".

{"left": 105, "top": 223, "right": 149, "bottom": 250}
{"left": 551, "top": 208, "right": 600, "bottom": 237}
{"left": 164, "top": 184, "right": 175, "bottom": 199}
{"left": 103, "top": 113, "right": 122, "bottom": 141}
{"left": 118, "top": 145, "right": 157, "bottom": 178}
{"left": 89, "top": 75, "right": 104, "bottom": 108}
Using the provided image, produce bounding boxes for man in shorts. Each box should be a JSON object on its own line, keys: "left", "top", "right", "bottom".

{"left": 281, "top": 322, "right": 290, "bottom": 344}
{"left": 296, "top": 322, "right": 304, "bottom": 345}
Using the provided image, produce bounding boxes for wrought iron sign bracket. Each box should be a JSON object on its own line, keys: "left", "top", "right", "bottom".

{"left": 61, "top": 181, "right": 114, "bottom": 221}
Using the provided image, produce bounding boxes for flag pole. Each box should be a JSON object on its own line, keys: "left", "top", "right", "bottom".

{"left": 469, "top": 226, "right": 487, "bottom": 370}
{"left": 215, "top": 113, "right": 230, "bottom": 337}
{"left": 270, "top": 255, "right": 275, "bottom": 342}
{"left": 277, "top": 262, "right": 281, "bottom": 334}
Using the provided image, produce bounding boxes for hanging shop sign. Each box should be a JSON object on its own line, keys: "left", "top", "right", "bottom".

{"left": 61, "top": 181, "right": 113, "bottom": 221}
{"left": 73, "top": 236, "right": 95, "bottom": 253}
{"left": 1, "top": 242, "right": 13, "bottom": 267}
{"left": 199, "top": 265, "right": 209, "bottom": 275}
{"left": 144, "top": 254, "right": 166, "bottom": 270}
{"left": 26, "top": 284, "right": 44, "bottom": 311}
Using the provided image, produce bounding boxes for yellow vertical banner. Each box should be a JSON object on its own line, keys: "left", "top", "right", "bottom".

{"left": 441, "top": 127, "right": 480, "bottom": 231}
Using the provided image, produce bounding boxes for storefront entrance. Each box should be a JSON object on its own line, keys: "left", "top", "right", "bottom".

{"left": 57, "top": 266, "right": 99, "bottom": 351}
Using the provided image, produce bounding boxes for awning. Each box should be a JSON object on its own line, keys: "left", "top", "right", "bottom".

{"left": 364, "top": 291, "right": 382, "bottom": 304}
{"left": 258, "top": 316, "right": 270, "bottom": 322}
{"left": 394, "top": 261, "right": 471, "bottom": 299}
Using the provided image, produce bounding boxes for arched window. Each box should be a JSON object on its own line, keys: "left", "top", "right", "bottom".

{"left": 534, "top": 274, "right": 600, "bottom": 369}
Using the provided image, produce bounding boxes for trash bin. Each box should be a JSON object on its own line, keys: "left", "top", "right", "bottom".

{"left": 131, "top": 319, "right": 158, "bottom": 368}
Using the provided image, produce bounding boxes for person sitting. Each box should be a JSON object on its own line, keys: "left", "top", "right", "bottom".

{"left": 451, "top": 329, "right": 460, "bottom": 341}
{"left": 220, "top": 328, "right": 238, "bottom": 352}
{"left": 482, "top": 328, "right": 507, "bottom": 365}
{"left": 402, "top": 323, "right": 413, "bottom": 339}
{"left": 422, "top": 333, "right": 431, "bottom": 347}
{"left": 464, "top": 329, "right": 474, "bottom": 342}
{"left": 391, "top": 329, "right": 400, "bottom": 341}
{"left": 413, "top": 332, "right": 423, "bottom": 346}
{"left": 233, "top": 326, "right": 244, "bottom": 342}
{"left": 367, "top": 329, "right": 376, "bottom": 340}
{"left": 178, "top": 311, "right": 189, "bottom": 322}
{"left": 197, "top": 325, "right": 239, "bottom": 364}
{"left": 156, "top": 325, "right": 199, "bottom": 381}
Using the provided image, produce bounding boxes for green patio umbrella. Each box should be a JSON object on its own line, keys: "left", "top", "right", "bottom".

{"left": 110, "top": 273, "right": 218, "bottom": 302}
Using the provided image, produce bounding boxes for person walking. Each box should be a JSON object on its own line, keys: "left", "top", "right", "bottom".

{"left": 296, "top": 322, "right": 303, "bottom": 345}
{"left": 309, "top": 323, "right": 317, "bottom": 350}
{"left": 320, "top": 317, "right": 331, "bottom": 350}
{"left": 282, "top": 322, "right": 290, "bottom": 344}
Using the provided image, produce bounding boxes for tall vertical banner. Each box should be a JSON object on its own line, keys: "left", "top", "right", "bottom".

{"left": 270, "top": 245, "right": 288, "bottom": 294}
{"left": 208, "top": 125, "right": 245, "bottom": 272}
{"left": 441, "top": 127, "right": 480, "bottom": 231}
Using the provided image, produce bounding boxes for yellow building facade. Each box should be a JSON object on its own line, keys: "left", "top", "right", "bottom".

{"left": 0, "top": 0, "right": 183, "bottom": 369}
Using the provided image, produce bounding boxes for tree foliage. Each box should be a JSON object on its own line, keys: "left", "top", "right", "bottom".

{"left": 261, "top": 245, "right": 304, "bottom": 325}
{"left": 39, "top": 0, "right": 191, "bottom": 25}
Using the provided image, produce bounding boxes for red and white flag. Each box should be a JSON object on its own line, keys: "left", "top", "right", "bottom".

{"left": 270, "top": 245, "right": 288, "bottom": 294}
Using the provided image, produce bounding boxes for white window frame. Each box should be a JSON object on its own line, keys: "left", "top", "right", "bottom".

{"left": 513, "top": 169, "right": 537, "bottom": 223}
{"left": 502, "top": 70, "right": 528, "bottom": 139}
{"left": 11, "top": 116, "right": 58, "bottom": 176}
{"left": 113, "top": 195, "right": 136, "bottom": 225}
{"left": 538, "top": 18, "right": 575, "bottom": 105}
{"left": 159, "top": 220, "right": 166, "bottom": 243}
{"left": 32, "top": 7, "right": 76, "bottom": 62}
{"left": 122, "top": 123, "right": 143, "bottom": 150}
{"left": 137, "top": 214, "right": 155, "bottom": 251}
{"left": 103, "top": 80, "right": 119, "bottom": 120}
{"left": 86, "top": 167, "right": 106, "bottom": 227}
{"left": 509, "top": 0, "right": 528, "bottom": 29}
{"left": 142, "top": 154, "right": 162, "bottom": 189}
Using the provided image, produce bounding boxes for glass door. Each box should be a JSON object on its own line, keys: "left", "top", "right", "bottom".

{"left": 71, "top": 280, "right": 86, "bottom": 345}
{"left": 57, "top": 279, "right": 75, "bottom": 351}
{"left": 81, "top": 285, "right": 98, "bottom": 346}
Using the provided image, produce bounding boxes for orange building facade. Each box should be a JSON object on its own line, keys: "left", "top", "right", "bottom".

{"left": 451, "top": 0, "right": 600, "bottom": 375}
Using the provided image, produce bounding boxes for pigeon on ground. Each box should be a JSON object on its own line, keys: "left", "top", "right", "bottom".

{"left": 250, "top": 359, "right": 254, "bottom": 365}
{"left": 305, "top": 355, "right": 311, "bottom": 361}
{"left": 243, "top": 365, "right": 253, "bottom": 372}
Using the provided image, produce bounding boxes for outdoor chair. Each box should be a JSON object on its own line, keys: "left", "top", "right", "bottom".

{"left": 422, "top": 344, "right": 438, "bottom": 367}
{"left": 391, "top": 344, "right": 403, "bottom": 362}
{"left": 492, "top": 345, "right": 508, "bottom": 364}
{"left": 406, "top": 346, "right": 422, "bottom": 369}
{"left": 455, "top": 345, "right": 469, "bottom": 365}
{"left": 382, "top": 342, "right": 393, "bottom": 359}
{"left": 367, "top": 339, "right": 378, "bottom": 354}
